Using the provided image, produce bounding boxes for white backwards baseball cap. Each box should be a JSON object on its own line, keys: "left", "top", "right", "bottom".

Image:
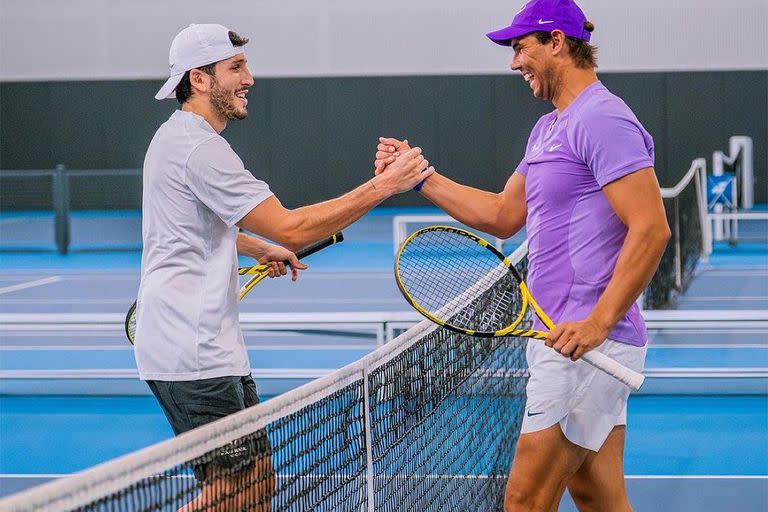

{"left": 155, "top": 23, "right": 247, "bottom": 100}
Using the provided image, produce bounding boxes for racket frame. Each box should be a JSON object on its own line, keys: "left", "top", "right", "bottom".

{"left": 395, "top": 225, "right": 645, "bottom": 390}
{"left": 395, "top": 225, "right": 539, "bottom": 337}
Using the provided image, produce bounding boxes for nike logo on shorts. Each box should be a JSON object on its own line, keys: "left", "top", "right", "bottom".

{"left": 527, "top": 410, "right": 545, "bottom": 417}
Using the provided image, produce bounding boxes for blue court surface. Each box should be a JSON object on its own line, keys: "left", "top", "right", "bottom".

{"left": 0, "top": 207, "right": 766, "bottom": 511}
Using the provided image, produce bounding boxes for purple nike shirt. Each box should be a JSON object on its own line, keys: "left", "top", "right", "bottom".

{"left": 517, "top": 81, "right": 654, "bottom": 346}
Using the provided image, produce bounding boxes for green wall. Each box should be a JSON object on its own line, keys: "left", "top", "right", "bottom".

{"left": 1, "top": 71, "right": 766, "bottom": 208}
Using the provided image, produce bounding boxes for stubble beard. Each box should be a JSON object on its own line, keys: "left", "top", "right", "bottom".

{"left": 537, "top": 66, "right": 559, "bottom": 102}
{"left": 210, "top": 80, "right": 247, "bottom": 121}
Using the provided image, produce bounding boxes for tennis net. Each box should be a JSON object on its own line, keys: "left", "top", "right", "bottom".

{"left": 643, "top": 158, "right": 709, "bottom": 309}
{"left": 0, "top": 169, "right": 59, "bottom": 252}
{"left": 0, "top": 250, "right": 530, "bottom": 512}
{"left": 0, "top": 167, "right": 142, "bottom": 254}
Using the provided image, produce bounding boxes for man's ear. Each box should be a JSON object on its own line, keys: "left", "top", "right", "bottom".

{"left": 189, "top": 69, "right": 210, "bottom": 94}
{"left": 550, "top": 30, "right": 566, "bottom": 55}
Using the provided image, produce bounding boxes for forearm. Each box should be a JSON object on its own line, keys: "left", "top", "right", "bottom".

{"left": 419, "top": 172, "right": 515, "bottom": 238}
{"left": 240, "top": 147, "right": 429, "bottom": 251}
{"left": 237, "top": 182, "right": 384, "bottom": 252}
{"left": 272, "top": 180, "right": 386, "bottom": 250}
{"left": 236, "top": 232, "right": 266, "bottom": 258}
{"left": 588, "top": 227, "right": 669, "bottom": 331}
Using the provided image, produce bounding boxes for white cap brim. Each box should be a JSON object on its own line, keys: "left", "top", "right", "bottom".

{"left": 155, "top": 72, "right": 185, "bottom": 100}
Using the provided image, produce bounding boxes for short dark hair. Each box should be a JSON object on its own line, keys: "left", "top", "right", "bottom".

{"left": 532, "top": 21, "right": 597, "bottom": 69}
{"left": 175, "top": 31, "right": 249, "bottom": 104}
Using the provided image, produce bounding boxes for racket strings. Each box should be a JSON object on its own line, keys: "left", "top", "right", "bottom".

{"left": 448, "top": 272, "right": 524, "bottom": 332}
{"left": 398, "top": 230, "right": 528, "bottom": 333}
{"left": 127, "top": 308, "right": 137, "bottom": 341}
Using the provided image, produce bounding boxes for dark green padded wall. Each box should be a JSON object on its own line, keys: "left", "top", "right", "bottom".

{"left": 1, "top": 71, "right": 765, "bottom": 208}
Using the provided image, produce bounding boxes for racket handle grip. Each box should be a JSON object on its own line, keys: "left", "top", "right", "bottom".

{"left": 294, "top": 232, "right": 343, "bottom": 261}
{"left": 582, "top": 349, "right": 645, "bottom": 391}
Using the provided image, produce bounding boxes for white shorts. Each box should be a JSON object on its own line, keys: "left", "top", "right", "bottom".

{"left": 520, "top": 338, "right": 647, "bottom": 452}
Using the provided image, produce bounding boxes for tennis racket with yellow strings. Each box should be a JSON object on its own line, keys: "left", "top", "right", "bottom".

{"left": 125, "top": 232, "right": 344, "bottom": 344}
{"left": 395, "top": 226, "right": 644, "bottom": 390}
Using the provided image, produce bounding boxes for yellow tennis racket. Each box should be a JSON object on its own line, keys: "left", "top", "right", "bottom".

{"left": 395, "top": 226, "right": 644, "bottom": 390}
{"left": 125, "top": 233, "right": 344, "bottom": 344}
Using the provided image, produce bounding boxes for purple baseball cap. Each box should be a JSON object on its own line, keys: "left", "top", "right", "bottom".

{"left": 486, "top": 0, "right": 592, "bottom": 46}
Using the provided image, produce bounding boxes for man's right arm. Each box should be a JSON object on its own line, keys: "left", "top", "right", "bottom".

{"left": 417, "top": 171, "right": 527, "bottom": 239}
{"left": 238, "top": 147, "right": 433, "bottom": 251}
{"left": 376, "top": 138, "right": 527, "bottom": 239}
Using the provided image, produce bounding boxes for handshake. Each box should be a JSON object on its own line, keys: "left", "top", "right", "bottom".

{"left": 369, "top": 137, "right": 434, "bottom": 196}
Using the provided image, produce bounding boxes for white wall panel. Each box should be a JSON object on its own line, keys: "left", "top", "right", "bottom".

{"left": 1, "top": 0, "right": 766, "bottom": 81}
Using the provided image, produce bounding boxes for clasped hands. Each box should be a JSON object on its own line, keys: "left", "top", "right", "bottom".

{"left": 370, "top": 137, "right": 432, "bottom": 194}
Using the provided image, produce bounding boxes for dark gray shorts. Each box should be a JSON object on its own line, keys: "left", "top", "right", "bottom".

{"left": 147, "top": 374, "right": 270, "bottom": 481}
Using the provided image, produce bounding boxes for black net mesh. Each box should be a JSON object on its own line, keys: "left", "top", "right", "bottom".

{"left": 0, "top": 172, "right": 57, "bottom": 251}
{"left": 369, "top": 326, "right": 526, "bottom": 511}
{"left": 643, "top": 169, "right": 704, "bottom": 309}
{"left": 67, "top": 172, "right": 142, "bottom": 251}
{"left": 72, "top": 382, "right": 368, "bottom": 512}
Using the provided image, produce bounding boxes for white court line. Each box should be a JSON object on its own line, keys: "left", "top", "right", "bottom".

{"left": 0, "top": 217, "right": 49, "bottom": 226}
{"left": 649, "top": 328, "right": 768, "bottom": 333}
{"left": 697, "top": 270, "right": 768, "bottom": 276}
{"left": 0, "top": 277, "right": 62, "bottom": 296}
{"left": 681, "top": 296, "right": 768, "bottom": 301}
{"left": 0, "top": 474, "right": 68, "bottom": 479}
{"left": 696, "top": 266, "right": 765, "bottom": 277}
{"left": 625, "top": 475, "right": 768, "bottom": 480}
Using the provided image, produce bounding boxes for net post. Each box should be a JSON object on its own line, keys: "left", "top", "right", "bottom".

{"left": 393, "top": 216, "right": 404, "bottom": 255}
{"left": 53, "top": 164, "right": 70, "bottom": 254}
{"left": 362, "top": 366, "right": 375, "bottom": 512}
{"left": 673, "top": 198, "right": 682, "bottom": 290}
{"left": 694, "top": 159, "right": 712, "bottom": 259}
{"left": 731, "top": 136, "right": 753, "bottom": 209}
{"left": 711, "top": 150, "right": 725, "bottom": 242}
{"left": 730, "top": 172, "right": 739, "bottom": 245}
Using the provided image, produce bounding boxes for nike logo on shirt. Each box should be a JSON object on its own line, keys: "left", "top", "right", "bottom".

{"left": 548, "top": 143, "right": 562, "bottom": 152}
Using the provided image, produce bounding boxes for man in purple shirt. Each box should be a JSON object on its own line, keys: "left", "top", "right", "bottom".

{"left": 375, "top": 1, "right": 670, "bottom": 510}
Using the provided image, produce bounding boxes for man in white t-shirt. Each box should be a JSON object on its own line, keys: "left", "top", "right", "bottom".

{"left": 137, "top": 23, "right": 433, "bottom": 511}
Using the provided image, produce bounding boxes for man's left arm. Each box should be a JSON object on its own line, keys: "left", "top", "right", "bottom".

{"left": 547, "top": 168, "right": 671, "bottom": 360}
{"left": 236, "top": 232, "right": 307, "bottom": 281}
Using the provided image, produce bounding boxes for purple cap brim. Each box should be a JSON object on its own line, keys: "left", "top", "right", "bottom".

{"left": 486, "top": 25, "right": 540, "bottom": 46}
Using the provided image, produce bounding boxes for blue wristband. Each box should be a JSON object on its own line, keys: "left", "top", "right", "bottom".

{"left": 413, "top": 173, "right": 429, "bottom": 192}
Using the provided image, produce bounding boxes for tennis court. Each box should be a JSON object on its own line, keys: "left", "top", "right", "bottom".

{"left": 1, "top": 201, "right": 767, "bottom": 510}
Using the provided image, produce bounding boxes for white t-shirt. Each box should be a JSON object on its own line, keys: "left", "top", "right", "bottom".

{"left": 134, "top": 110, "right": 273, "bottom": 381}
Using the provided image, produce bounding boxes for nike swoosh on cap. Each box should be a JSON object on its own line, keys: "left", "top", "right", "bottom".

{"left": 538, "top": 19, "right": 555, "bottom": 24}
